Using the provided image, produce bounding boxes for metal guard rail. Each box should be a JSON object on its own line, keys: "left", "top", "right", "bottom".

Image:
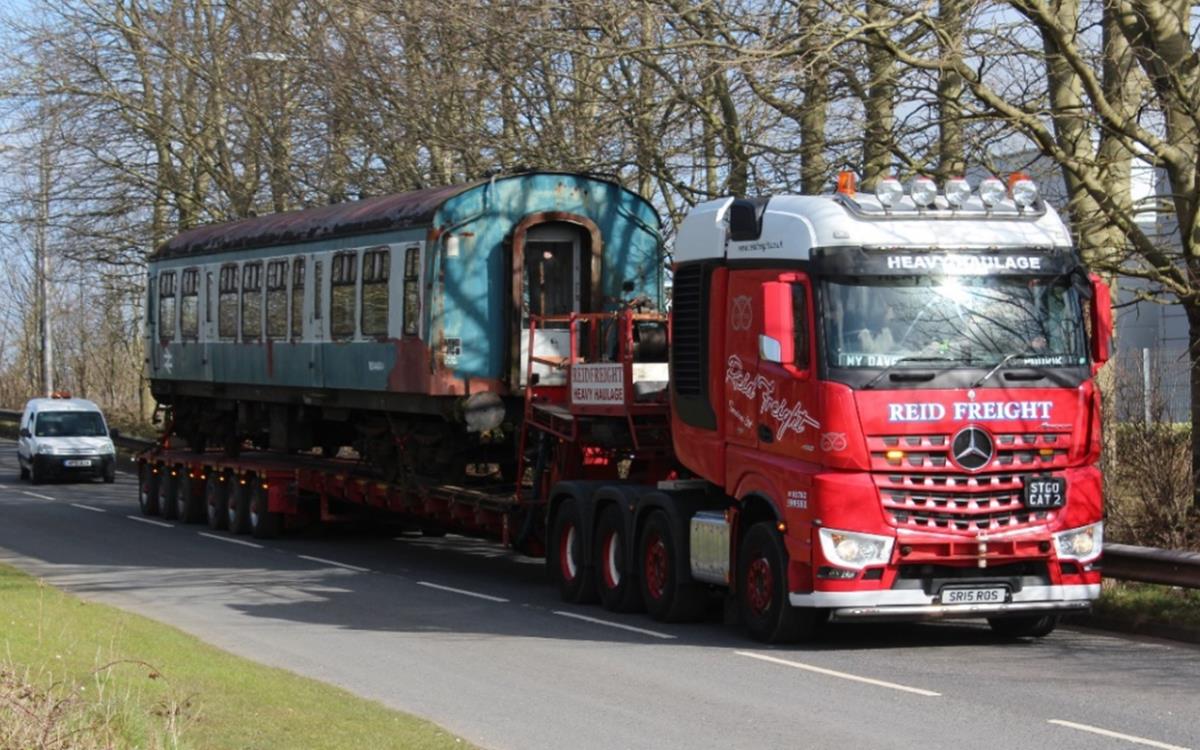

{"left": 0, "top": 407, "right": 1196, "bottom": 587}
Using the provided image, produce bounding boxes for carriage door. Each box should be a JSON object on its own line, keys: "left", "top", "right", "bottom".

{"left": 520, "top": 224, "right": 582, "bottom": 385}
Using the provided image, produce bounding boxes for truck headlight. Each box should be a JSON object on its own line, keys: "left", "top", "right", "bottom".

{"left": 1053, "top": 522, "right": 1103, "bottom": 562}
{"left": 818, "top": 528, "right": 894, "bottom": 570}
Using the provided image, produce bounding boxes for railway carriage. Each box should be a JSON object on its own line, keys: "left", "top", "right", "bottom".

{"left": 146, "top": 171, "right": 664, "bottom": 479}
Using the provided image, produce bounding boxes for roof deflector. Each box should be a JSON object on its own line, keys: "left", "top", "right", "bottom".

{"left": 728, "top": 197, "right": 770, "bottom": 242}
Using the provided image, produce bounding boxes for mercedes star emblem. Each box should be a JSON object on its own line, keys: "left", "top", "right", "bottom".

{"left": 951, "top": 426, "right": 994, "bottom": 471}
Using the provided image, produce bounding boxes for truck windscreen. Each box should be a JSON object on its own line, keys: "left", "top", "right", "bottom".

{"left": 820, "top": 275, "right": 1087, "bottom": 370}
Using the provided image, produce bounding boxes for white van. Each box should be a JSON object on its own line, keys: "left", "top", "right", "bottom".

{"left": 17, "top": 397, "right": 117, "bottom": 484}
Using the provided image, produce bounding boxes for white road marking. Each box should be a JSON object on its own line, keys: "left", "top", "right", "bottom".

{"left": 1048, "top": 720, "right": 1192, "bottom": 750}
{"left": 552, "top": 610, "right": 677, "bottom": 640}
{"left": 198, "top": 532, "right": 263, "bottom": 549}
{"left": 735, "top": 651, "right": 941, "bottom": 697}
{"left": 127, "top": 515, "right": 174, "bottom": 529}
{"left": 416, "top": 581, "right": 509, "bottom": 603}
{"left": 297, "top": 554, "right": 370, "bottom": 573}
{"left": 70, "top": 503, "right": 105, "bottom": 513}
{"left": 19, "top": 490, "right": 54, "bottom": 501}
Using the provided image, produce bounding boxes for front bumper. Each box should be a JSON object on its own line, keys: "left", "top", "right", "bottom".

{"left": 791, "top": 583, "right": 1100, "bottom": 622}
{"left": 33, "top": 454, "right": 114, "bottom": 479}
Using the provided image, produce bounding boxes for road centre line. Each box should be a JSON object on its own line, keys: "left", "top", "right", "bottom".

{"left": 416, "top": 581, "right": 509, "bottom": 603}
{"left": 552, "top": 610, "right": 676, "bottom": 640}
{"left": 297, "top": 554, "right": 370, "bottom": 573}
{"left": 70, "top": 503, "right": 106, "bottom": 513}
{"left": 19, "top": 490, "right": 55, "bottom": 501}
{"left": 127, "top": 515, "right": 174, "bottom": 529}
{"left": 197, "top": 532, "right": 264, "bottom": 549}
{"left": 1047, "top": 720, "right": 1192, "bottom": 750}
{"left": 735, "top": 651, "right": 941, "bottom": 697}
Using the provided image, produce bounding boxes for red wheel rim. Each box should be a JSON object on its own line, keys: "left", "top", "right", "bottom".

{"left": 558, "top": 522, "right": 578, "bottom": 583}
{"left": 746, "top": 557, "right": 774, "bottom": 616}
{"left": 601, "top": 531, "right": 621, "bottom": 590}
{"left": 644, "top": 532, "right": 668, "bottom": 600}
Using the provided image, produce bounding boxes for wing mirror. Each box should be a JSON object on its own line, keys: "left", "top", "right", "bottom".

{"left": 1089, "top": 273, "right": 1113, "bottom": 371}
{"left": 19, "top": 427, "right": 31, "bottom": 438}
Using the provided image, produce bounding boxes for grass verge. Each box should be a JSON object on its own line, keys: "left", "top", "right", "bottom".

{"left": 0, "top": 564, "right": 475, "bottom": 749}
{"left": 1091, "top": 580, "right": 1200, "bottom": 631}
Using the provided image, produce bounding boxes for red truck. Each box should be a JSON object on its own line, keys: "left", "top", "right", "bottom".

{"left": 138, "top": 173, "right": 1111, "bottom": 643}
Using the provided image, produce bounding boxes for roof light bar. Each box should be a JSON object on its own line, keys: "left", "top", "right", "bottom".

{"left": 944, "top": 177, "right": 971, "bottom": 207}
{"left": 875, "top": 177, "right": 903, "bottom": 207}
{"left": 909, "top": 177, "right": 937, "bottom": 207}
{"left": 1008, "top": 172, "right": 1039, "bottom": 208}
{"left": 979, "top": 177, "right": 1006, "bottom": 207}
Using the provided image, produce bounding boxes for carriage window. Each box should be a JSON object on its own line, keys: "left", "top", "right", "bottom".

{"left": 180, "top": 268, "right": 199, "bottom": 340}
{"left": 403, "top": 246, "right": 421, "bottom": 337}
{"left": 314, "top": 260, "right": 323, "bottom": 321}
{"left": 361, "top": 247, "right": 389, "bottom": 337}
{"left": 266, "top": 259, "right": 288, "bottom": 339}
{"left": 330, "top": 251, "right": 357, "bottom": 339}
{"left": 241, "top": 261, "right": 263, "bottom": 342}
{"left": 218, "top": 264, "right": 238, "bottom": 339}
{"left": 291, "top": 257, "right": 305, "bottom": 339}
{"left": 157, "top": 271, "right": 177, "bottom": 340}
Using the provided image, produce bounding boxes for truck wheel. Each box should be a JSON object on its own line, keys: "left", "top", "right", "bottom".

{"left": 249, "top": 484, "right": 282, "bottom": 539}
{"left": 594, "top": 504, "right": 642, "bottom": 613}
{"left": 639, "top": 510, "right": 706, "bottom": 622}
{"left": 206, "top": 472, "right": 230, "bottom": 530}
{"left": 228, "top": 477, "right": 253, "bottom": 534}
{"left": 179, "top": 472, "right": 205, "bottom": 523}
{"left": 139, "top": 464, "right": 161, "bottom": 516}
{"left": 987, "top": 614, "right": 1059, "bottom": 638}
{"left": 549, "top": 498, "right": 597, "bottom": 604}
{"left": 739, "top": 522, "right": 817, "bottom": 643}
{"left": 160, "top": 468, "right": 181, "bottom": 520}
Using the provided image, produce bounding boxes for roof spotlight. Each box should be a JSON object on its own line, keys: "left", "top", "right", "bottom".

{"left": 910, "top": 177, "right": 938, "bottom": 207}
{"left": 944, "top": 178, "right": 971, "bottom": 208}
{"left": 979, "top": 177, "right": 1006, "bottom": 207}
{"left": 875, "top": 177, "right": 903, "bottom": 207}
{"left": 1009, "top": 174, "right": 1039, "bottom": 208}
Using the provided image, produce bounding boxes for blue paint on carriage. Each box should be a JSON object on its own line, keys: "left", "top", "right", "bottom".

{"left": 148, "top": 172, "right": 663, "bottom": 394}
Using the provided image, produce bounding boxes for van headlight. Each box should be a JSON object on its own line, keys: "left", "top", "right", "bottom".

{"left": 818, "top": 528, "right": 894, "bottom": 570}
{"left": 36, "top": 443, "right": 59, "bottom": 455}
{"left": 1053, "top": 522, "right": 1103, "bottom": 562}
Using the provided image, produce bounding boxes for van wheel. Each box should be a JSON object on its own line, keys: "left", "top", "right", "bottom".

{"left": 987, "top": 614, "right": 1059, "bottom": 638}
{"left": 639, "top": 510, "right": 707, "bottom": 622}
{"left": 738, "top": 522, "right": 818, "bottom": 643}
{"left": 205, "top": 472, "right": 229, "bottom": 530}
{"left": 30, "top": 462, "right": 44, "bottom": 486}
{"left": 103, "top": 463, "right": 115, "bottom": 483}
{"left": 19, "top": 464, "right": 29, "bottom": 481}
{"left": 139, "top": 464, "right": 161, "bottom": 516}
{"left": 548, "top": 498, "right": 597, "bottom": 604}
{"left": 594, "top": 504, "right": 642, "bottom": 613}
{"left": 249, "top": 485, "right": 282, "bottom": 539}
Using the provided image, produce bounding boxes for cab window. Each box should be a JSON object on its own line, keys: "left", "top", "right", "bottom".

{"left": 791, "top": 283, "right": 810, "bottom": 369}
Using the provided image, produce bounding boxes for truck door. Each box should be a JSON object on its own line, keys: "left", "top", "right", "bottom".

{"left": 723, "top": 270, "right": 776, "bottom": 450}
{"left": 755, "top": 273, "right": 820, "bottom": 459}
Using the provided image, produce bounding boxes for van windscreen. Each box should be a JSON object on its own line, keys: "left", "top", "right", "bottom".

{"left": 35, "top": 411, "right": 107, "bottom": 437}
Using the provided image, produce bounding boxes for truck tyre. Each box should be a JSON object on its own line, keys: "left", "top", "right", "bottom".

{"left": 549, "top": 498, "right": 597, "bottom": 604}
{"left": 249, "top": 484, "right": 282, "bottom": 539}
{"left": 594, "top": 504, "right": 642, "bottom": 613}
{"left": 739, "top": 522, "right": 817, "bottom": 643}
{"left": 987, "top": 614, "right": 1059, "bottom": 638}
{"left": 160, "top": 469, "right": 181, "bottom": 520}
{"left": 205, "top": 472, "right": 230, "bottom": 530}
{"left": 228, "top": 477, "right": 253, "bottom": 534}
{"left": 179, "top": 471, "right": 205, "bottom": 523}
{"left": 139, "top": 464, "right": 161, "bottom": 516}
{"left": 639, "top": 510, "right": 707, "bottom": 622}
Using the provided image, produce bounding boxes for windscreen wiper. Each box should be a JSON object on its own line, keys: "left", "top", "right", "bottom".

{"left": 862, "top": 356, "right": 960, "bottom": 390}
{"left": 971, "top": 349, "right": 1048, "bottom": 387}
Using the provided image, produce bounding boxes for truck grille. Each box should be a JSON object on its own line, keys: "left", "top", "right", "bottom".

{"left": 874, "top": 471, "right": 1060, "bottom": 534}
{"left": 867, "top": 431, "right": 1071, "bottom": 473}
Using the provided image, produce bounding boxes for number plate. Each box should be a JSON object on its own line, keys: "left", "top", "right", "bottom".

{"left": 63, "top": 459, "right": 93, "bottom": 467}
{"left": 1023, "top": 477, "right": 1066, "bottom": 509}
{"left": 941, "top": 587, "right": 1006, "bottom": 605}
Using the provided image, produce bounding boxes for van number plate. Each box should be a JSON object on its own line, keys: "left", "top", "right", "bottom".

{"left": 63, "top": 459, "right": 92, "bottom": 467}
{"left": 941, "top": 587, "right": 1006, "bottom": 605}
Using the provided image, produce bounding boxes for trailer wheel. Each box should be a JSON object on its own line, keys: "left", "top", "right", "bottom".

{"left": 638, "top": 511, "right": 706, "bottom": 622}
{"left": 205, "top": 472, "right": 230, "bottom": 530}
{"left": 987, "top": 614, "right": 1059, "bottom": 639}
{"left": 138, "top": 464, "right": 161, "bottom": 516}
{"left": 160, "top": 468, "right": 181, "bottom": 520}
{"left": 594, "top": 504, "right": 642, "bottom": 613}
{"left": 178, "top": 471, "right": 204, "bottom": 523}
{"left": 249, "top": 484, "right": 282, "bottom": 539}
{"left": 228, "top": 476, "right": 253, "bottom": 534}
{"left": 738, "top": 522, "right": 817, "bottom": 643}
{"left": 549, "top": 498, "right": 597, "bottom": 604}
